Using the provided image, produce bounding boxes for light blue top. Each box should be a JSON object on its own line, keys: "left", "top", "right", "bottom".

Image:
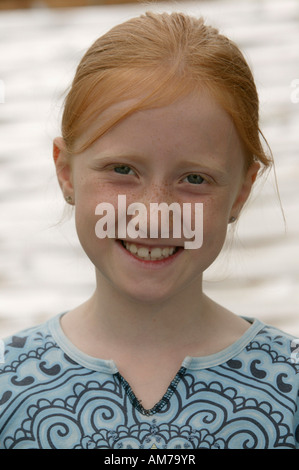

{"left": 1, "top": 314, "right": 299, "bottom": 449}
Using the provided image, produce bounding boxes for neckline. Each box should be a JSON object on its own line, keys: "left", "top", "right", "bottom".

{"left": 49, "top": 313, "right": 265, "bottom": 417}
{"left": 115, "top": 366, "right": 187, "bottom": 416}
{"left": 48, "top": 313, "right": 265, "bottom": 374}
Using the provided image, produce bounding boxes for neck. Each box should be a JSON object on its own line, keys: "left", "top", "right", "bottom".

{"left": 75, "top": 271, "right": 210, "bottom": 353}
{"left": 60, "top": 271, "right": 249, "bottom": 363}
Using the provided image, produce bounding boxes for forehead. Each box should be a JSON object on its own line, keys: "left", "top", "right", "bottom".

{"left": 80, "top": 92, "right": 245, "bottom": 170}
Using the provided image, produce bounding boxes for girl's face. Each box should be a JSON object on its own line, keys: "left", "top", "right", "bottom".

{"left": 54, "top": 92, "right": 259, "bottom": 304}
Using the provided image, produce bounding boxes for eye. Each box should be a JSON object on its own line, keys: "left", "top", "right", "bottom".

{"left": 113, "top": 165, "right": 135, "bottom": 175}
{"left": 183, "top": 174, "right": 205, "bottom": 185}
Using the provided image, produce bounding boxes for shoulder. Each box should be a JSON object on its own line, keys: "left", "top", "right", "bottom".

{"left": 1, "top": 317, "right": 58, "bottom": 367}
{"left": 234, "top": 320, "right": 299, "bottom": 392}
{"left": 0, "top": 316, "right": 68, "bottom": 397}
{"left": 248, "top": 320, "right": 299, "bottom": 365}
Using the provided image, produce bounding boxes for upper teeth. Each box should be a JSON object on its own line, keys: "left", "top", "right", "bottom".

{"left": 123, "top": 241, "right": 176, "bottom": 260}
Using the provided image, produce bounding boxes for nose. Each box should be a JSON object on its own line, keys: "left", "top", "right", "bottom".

{"left": 127, "top": 182, "right": 181, "bottom": 240}
{"left": 141, "top": 179, "right": 177, "bottom": 206}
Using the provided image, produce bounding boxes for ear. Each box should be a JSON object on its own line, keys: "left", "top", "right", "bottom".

{"left": 53, "top": 137, "right": 74, "bottom": 202}
{"left": 230, "top": 161, "right": 260, "bottom": 219}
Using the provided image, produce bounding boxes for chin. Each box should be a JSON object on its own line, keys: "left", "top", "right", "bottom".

{"left": 115, "top": 280, "right": 181, "bottom": 307}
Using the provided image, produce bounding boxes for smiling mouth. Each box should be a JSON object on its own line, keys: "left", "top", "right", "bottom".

{"left": 119, "top": 240, "right": 180, "bottom": 261}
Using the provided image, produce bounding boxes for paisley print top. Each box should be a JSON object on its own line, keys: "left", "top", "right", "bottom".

{"left": 0, "top": 314, "right": 299, "bottom": 449}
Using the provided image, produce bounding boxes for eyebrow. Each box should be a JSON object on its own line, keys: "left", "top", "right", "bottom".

{"left": 91, "top": 153, "right": 142, "bottom": 163}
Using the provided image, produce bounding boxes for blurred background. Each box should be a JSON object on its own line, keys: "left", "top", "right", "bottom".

{"left": 0, "top": 0, "right": 298, "bottom": 338}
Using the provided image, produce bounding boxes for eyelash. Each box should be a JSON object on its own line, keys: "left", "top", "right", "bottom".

{"left": 112, "top": 165, "right": 208, "bottom": 185}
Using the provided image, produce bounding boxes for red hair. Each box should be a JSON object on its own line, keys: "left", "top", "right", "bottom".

{"left": 61, "top": 11, "right": 272, "bottom": 173}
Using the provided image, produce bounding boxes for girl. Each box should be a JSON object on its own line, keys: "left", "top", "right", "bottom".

{"left": 1, "top": 11, "right": 298, "bottom": 449}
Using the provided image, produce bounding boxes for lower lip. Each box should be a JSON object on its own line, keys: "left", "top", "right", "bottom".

{"left": 116, "top": 240, "right": 184, "bottom": 268}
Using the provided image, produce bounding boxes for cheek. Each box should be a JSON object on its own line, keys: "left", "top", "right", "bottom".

{"left": 74, "top": 205, "right": 97, "bottom": 258}
{"left": 74, "top": 180, "right": 131, "bottom": 253}
{"left": 200, "top": 197, "right": 231, "bottom": 254}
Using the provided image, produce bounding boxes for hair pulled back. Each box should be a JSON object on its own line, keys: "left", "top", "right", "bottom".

{"left": 61, "top": 11, "right": 272, "bottom": 173}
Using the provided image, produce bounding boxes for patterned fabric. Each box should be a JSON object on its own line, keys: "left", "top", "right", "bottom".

{"left": 1, "top": 314, "right": 299, "bottom": 449}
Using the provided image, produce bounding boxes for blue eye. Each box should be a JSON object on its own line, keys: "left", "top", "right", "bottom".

{"left": 114, "top": 165, "right": 134, "bottom": 175}
{"left": 185, "top": 174, "right": 205, "bottom": 185}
